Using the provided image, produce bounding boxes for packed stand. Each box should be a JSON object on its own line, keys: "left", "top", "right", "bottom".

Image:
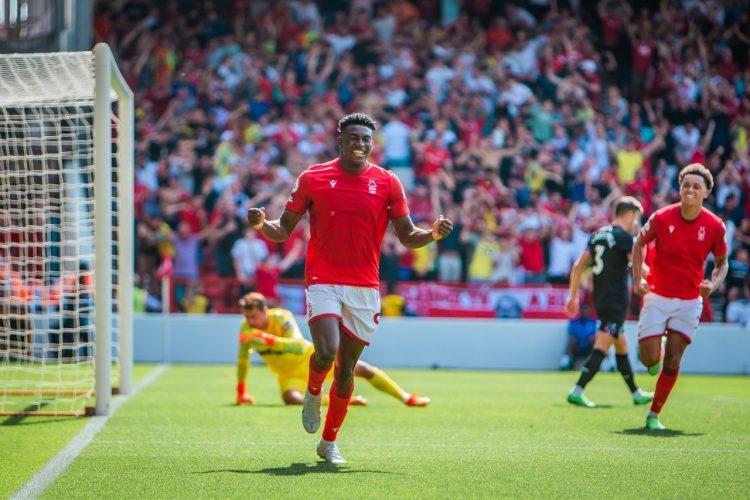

{"left": 93, "top": 0, "right": 750, "bottom": 321}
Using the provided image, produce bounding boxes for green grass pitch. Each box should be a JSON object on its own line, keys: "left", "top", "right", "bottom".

{"left": 2, "top": 364, "right": 749, "bottom": 498}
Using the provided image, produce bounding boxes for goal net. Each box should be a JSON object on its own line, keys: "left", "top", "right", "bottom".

{"left": 0, "top": 44, "right": 133, "bottom": 416}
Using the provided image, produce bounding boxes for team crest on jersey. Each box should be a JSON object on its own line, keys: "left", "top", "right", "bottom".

{"left": 368, "top": 178, "right": 377, "bottom": 194}
{"left": 668, "top": 225, "right": 675, "bottom": 234}
{"left": 698, "top": 226, "right": 706, "bottom": 241}
{"left": 329, "top": 179, "right": 337, "bottom": 188}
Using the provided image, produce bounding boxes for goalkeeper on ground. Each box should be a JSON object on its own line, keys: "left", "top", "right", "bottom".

{"left": 236, "top": 292, "right": 430, "bottom": 407}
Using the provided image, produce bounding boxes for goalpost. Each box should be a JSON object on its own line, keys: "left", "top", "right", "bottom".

{"left": 0, "top": 43, "right": 133, "bottom": 416}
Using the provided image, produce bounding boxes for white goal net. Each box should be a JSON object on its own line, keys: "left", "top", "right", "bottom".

{"left": 0, "top": 45, "right": 133, "bottom": 416}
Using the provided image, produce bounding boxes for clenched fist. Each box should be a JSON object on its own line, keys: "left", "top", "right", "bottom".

{"left": 247, "top": 207, "right": 266, "bottom": 230}
{"left": 432, "top": 215, "right": 453, "bottom": 241}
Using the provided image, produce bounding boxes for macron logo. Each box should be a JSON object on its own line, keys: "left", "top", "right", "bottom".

{"left": 668, "top": 225, "right": 675, "bottom": 234}
{"left": 329, "top": 180, "right": 337, "bottom": 188}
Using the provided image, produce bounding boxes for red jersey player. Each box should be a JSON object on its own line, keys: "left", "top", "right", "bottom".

{"left": 632, "top": 163, "right": 728, "bottom": 431}
{"left": 247, "top": 113, "right": 453, "bottom": 463}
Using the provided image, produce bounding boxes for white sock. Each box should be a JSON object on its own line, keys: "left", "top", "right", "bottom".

{"left": 647, "top": 410, "right": 658, "bottom": 418}
{"left": 571, "top": 385, "right": 584, "bottom": 397}
{"left": 402, "top": 393, "right": 411, "bottom": 403}
{"left": 633, "top": 388, "right": 643, "bottom": 398}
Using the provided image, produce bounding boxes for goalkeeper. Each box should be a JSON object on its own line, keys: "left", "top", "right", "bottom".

{"left": 236, "top": 292, "right": 430, "bottom": 407}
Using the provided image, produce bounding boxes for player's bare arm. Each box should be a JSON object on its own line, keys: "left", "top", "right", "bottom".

{"left": 391, "top": 214, "right": 453, "bottom": 249}
{"left": 701, "top": 253, "right": 728, "bottom": 298}
{"left": 247, "top": 207, "right": 303, "bottom": 243}
{"left": 632, "top": 233, "right": 650, "bottom": 296}
{"left": 565, "top": 250, "right": 592, "bottom": 317}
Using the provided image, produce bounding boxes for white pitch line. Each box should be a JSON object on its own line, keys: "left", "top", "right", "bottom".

{"left": 93, "top": 439, "right": 750, "bottom": 456}
{"left": 713, "top": 396, "right": 750, "bottom": 404}
{"left": 11, "top": 365, "right": 169, "bottom": 500}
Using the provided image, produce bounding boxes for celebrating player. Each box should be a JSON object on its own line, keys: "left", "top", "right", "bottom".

{"left": 565, "top": 197, "right": 653, "bottom": 408}
{"left": 247, "top": 113, "right": 453, "bottom": 463}
{"left": 235, "top": 292, "right": 430, "bottom": 408}
{"left": 632, "top": 164, "right": 728, "bottom": 431}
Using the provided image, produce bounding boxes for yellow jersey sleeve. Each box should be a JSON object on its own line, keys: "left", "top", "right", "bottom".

{"left": 268, "top": 308, "right": 303, "bottom": 340}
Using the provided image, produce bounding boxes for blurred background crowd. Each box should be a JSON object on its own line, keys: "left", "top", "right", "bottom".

{"left": 94, "top": 0, "right": 750, "bottom": 322}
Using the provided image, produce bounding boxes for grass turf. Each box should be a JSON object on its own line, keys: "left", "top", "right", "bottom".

{"left": 0, "top": 364, "right": 157, "bottom": 497}
{"left": 4, "top": 364, "right": 749, "bottom": 498}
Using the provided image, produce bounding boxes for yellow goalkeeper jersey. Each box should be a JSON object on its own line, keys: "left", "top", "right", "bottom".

{"left": 238, "top": 308, "right": 312, "bottom": 374}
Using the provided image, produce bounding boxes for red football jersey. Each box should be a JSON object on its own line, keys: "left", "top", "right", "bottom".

{"left": 640, "top": 203, "right": 727, "bottom": 299}
{"left": 285, "top": 158, "right": 410, "bottom": 288}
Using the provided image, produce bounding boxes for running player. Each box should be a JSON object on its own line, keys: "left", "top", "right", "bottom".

{"left": 632, "top": 163, "right": 728, "bottom": 430}
{"left": 565, "top": 196, "right": 653, "bottom": 407}
{"left": 247, "top": 113, "right": 453, "bottom": 463}
{"left": 235, "top": 292, "right": 430, "bottom": 408}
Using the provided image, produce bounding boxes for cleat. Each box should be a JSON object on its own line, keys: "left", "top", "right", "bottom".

{"left": 317, "top": 438, "right": 346, "bottom": 464}
{"left": 567, "top": 392, "right": 596, "bottom": 408}
{"left": 236, "top": 393, "right": 255, "bottom": 406}
{"left": 349, "top": 395, "right": 368, "bottom": 406}
{"left": 302, "top": 389, "right": 322, "bottom": 434}
{"left": 405, "top": 393, "right": 431, "bottom": 407}
{"left": 646, "top": 414, "right": 666, "bottom": 431}
{"left": 648, "top": 359, "right": 662, "bottom": 376}
{"left": 633, "top": 391, "right": 654, "bottom": 405}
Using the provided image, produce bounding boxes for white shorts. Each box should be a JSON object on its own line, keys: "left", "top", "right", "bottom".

{"left": 637, "top": 293, "right": 703, "bottom": 344}
{"left": 305, "top": 285, "right": 381, "bottom": 346}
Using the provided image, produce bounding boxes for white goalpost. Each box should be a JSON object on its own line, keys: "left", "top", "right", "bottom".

{"left": 0, "top": 43, "right": 133, "bottom": 416}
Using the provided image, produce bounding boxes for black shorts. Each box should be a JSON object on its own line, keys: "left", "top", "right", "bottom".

{"left": 595, "top": 308, "right": 626, "bottom": 338}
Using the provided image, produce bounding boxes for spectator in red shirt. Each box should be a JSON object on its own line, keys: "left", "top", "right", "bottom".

{"left": 519, "top": 228, "right": 546, "bottom": 284}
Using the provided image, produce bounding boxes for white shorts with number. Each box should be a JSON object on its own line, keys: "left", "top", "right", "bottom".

{"left": 306, "top": 285, "right": 381, "bottom": 346}
{"left": 637, "top": 292, "right": 703, "bottom": 344}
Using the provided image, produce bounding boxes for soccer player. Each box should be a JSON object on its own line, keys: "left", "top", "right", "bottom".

{"left": 632, "top": 163, "right": 728, "bottom": 431}
{"left": 247, "top": 113, "right": 453, "bottom": 463}
{"left": 565, "top": 197, "right": 653, "bottom": 408}
{"left": 235, "top": 292, "right": 430, "bottom": 408}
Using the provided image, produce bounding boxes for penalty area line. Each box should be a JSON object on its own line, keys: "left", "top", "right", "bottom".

{"left": 712, "top": 396, "right": 750, "bottom": 404}
{"left": 93, "top": 439, "right": 750, "bottom": 456}
{"left": 11, "top": 365, "right": 169, "bottom": 500}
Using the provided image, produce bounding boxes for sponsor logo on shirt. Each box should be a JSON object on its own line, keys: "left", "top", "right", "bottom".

{"left": 698, "top": 226, "right": 705, "bottom": 241}
{"left": 368, "top": 178, "right": 377, "bottom": 194}
{"left": 329, "top": 179, "right": 337, "bottom": 188}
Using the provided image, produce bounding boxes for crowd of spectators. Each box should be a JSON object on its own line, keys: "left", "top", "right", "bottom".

{"left": 94, "top": 0, "right": 750, "bottom": 321}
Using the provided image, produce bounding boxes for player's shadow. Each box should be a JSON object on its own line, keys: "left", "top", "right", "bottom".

{"left": 615, "top": 428, "right": 705, "bottom": 437}
{"left": 199, "top": 462, "right": 393, "bottom": 476}
{"left": 224, "top": 403, "right": 287, "bottom": 408}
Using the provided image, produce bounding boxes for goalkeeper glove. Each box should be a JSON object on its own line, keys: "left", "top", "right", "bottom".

{"left": 246, "top": 332, "right": 277, "bottom": 349}
{"left": 236, "top": 382, "right": 255, "bottom": 405}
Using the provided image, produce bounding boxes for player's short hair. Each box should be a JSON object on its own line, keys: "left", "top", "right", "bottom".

{"left": 338, "top": 113, "right": 377, "bottom": 133}
{"left": 678, "top": 163, "right": 714, "bottom": 192}
{"left": 238, "top": 292, "right": 266, "bottom": 311}
{"left": 613, "top": 196, "right": 644, "bottom": 217}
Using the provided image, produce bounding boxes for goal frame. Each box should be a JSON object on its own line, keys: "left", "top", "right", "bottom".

{"left": 0, "top": 43, "right": 134, "bottom": 417}
{"left": 93, "top": 42, "right": 134, "bottom": 415}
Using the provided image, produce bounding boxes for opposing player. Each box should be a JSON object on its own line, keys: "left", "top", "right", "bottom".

{"left": 565, "top": 197, "right": 653, "bottom": 408}
{"left": 235, "top": 292, "right": 430, "bottom": 408}
{"left": 633, "top": 163, "right": 728, "bottom": 431}
{"left": 247, "top": 113, "right": 452, "bottom": 463}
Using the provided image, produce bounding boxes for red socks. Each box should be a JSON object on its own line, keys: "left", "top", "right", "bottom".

{"left": 650, "top": 366, "right": 679, "bottom": 414}
{"left": 307, "top": 355, "right": 331, "bottom": 396}
{"left": 322, "top": 381, "right": 354, "bottom": 442}
{"left": 236, "top": 382, "right": 246, "bottom": 396}
{"left": 308, "top": 352, "right": 354, "bottom": 442}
